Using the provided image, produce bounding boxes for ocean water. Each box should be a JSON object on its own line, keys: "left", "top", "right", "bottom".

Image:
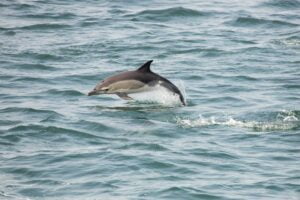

{"left": 1, "top": 0, "right": 300, "bottom": 199}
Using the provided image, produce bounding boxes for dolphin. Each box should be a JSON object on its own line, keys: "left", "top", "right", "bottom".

{"left": 88, "top": 60, "right": 186, "bottom": 106}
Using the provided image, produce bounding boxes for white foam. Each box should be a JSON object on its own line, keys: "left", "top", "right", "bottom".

{"left": 129, "top": 80, "right": 186, "bottom": 107}
{"left": 278, "top": 110, "right": 299, "bottom": 122}
{"left": 282, "top": 38, "right": 300, "bottom": 46}
{"left": 177, "top": 111, "right": 299, "bottom": 131}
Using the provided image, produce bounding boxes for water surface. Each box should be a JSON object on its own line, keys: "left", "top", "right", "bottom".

{"left": 1, "top": 0, "right": 300, "bottom": 199}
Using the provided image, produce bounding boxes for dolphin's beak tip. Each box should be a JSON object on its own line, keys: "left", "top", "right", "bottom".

{"left": 87, "top": 91, "right": 95, "bottom": 96}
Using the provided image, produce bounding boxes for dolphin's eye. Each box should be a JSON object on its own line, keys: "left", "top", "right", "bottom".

{"left": 104, "top": 88, "right": 109, "bottom": 91}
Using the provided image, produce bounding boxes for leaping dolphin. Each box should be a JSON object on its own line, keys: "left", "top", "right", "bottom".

{"left": 88, "top": 60, "right": 186, "bottom": 106}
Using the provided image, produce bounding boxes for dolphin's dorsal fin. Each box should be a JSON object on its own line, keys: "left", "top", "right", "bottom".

{"left": 137, "top": 60, "right": 153, "bottom": 73}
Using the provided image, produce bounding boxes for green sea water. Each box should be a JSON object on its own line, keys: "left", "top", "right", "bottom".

{"left": 0, "top": 0, "right": 300, "bottom": 199}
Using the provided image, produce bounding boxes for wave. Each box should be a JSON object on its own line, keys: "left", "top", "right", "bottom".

{"left": 229, "top": 16, "right": 299, "bottom": 27}
{"left": 20, "top": 12, "right": 76, "bottom": 20}
{"left": 0, "top": 107, "right": 63, "bottom": 126}
{"left": 0, "top": 119, "right": 21, "bottom": 126}
{"left": 156, "top": 186, "right": 223, "bottom": 199}
{"left": 79, "top": 17, "right": 103, "bottom": 27}
{"left": 53, "top": 74, "right": 102, "bottom": 83}
{"left": 42, "top": 89, "right": 84, "bottom": 97}
{"left": 126, "top": 7, "right": 209, "bottom": 21}
{"left": 261, "top": 0, "right": 300, "bottom": 9}
{"left": 117, "top": 142, "right": 170, "bottom": 151}
{"left": 12, "top": 76, "right": 52, "bottom": 84}
{"left": 4, "top": 3, "right": 39, "bottom": 10}
{"left": 6, "top": 124, "right": 100, "bottom": 140}
{"left": 0, "top": 107, "right": 61, "bottom": 116}
{"left": 168, "top": 47, "right": 228, "bottom": 57}
{"left": 2, "top": 30, "right": 16, "bottom": 36}
{"left": 18, "top": 23, "right": 71, "bottom": 30}
{"left": 0, "top": 75, "right": 16, "bottom": 81}
{"left": 7, "top": 63, "right": 58, "bottom": 71}
{"left": 0, "top": 27, "right": 11, "bottom": 32}
{"left": 14, "top": 51, "right": 64, "bottom": 61}
{"left": 206, "top": 74, "right": 258, "bottom": 82}
{"left": 0, "top": 23, "right": 71, "bottom": 31}
{"left": 177, "top": 110, "right": 300, "bottom": 131}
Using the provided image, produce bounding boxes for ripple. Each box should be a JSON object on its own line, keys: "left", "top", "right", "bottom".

{"left": 9, "top": 3, "right": 39, "bottom": 10}
{"left": 43, "top": 89, "right": 84, "bottom": 97}
{"left": 79, "top": 17, "right": 103, "bottom": 27}
{"left": 14, "top": 51, "right": 64, "bottom": 61}
{"left": 127, "top": 7, "right": 209, "bottom": 21}
{"left": 54, "top": 74, "right": 102, "bottom": 82}
{"left": 7, "top": 63, "right": 58, "bottom": 71}
{"left": 0, "top": 107, "right": 61, "bottom": 116}
{"left": 202, "top": 96, "right": 247, "bottom": 105}
{"left": 4, "top": 167, "right": 44, "bottom": 178}
{"left": 72, "top": 120, "right": 118, "bottom": 134}
{"left": 189, "top": 149, "right": 238, "bottom": 160}
{"left": 20, "top": 12, "right": 76, "bottom": 20}
{"left": 233, "top": 75, "right": 258, "bottom": 81}
{"left": 156, "top": 186, "right": 222, "bottom": 199}
{"left": 229, "top": 16, "right": 299, "bottom": 27}
{"left": 6, "top": 124, "right": 101, "bottom": 143}
{"left": 17, "top": 23, "right": 71, "bottom": 31}
{"left": 3, "top": 30, "right": 16, "bottom": 36}
{"left": 12, "top": 76, "right": 52, "bottom": 84}
{"left": 0, "top": 120, "right": 22, "bottom": 127}
{"left": 117, "top": 142, "right": 170, "bottom": 152}
{"left": 19, "top": 187, "right": 46, "bottom": 197}
{"left": 169, "top": 47, "right": 228, "bottom": 57}
{"left": 261, "top": 0, "right": 300, "bottom": 9}
{"left": 21, "top": 179, "right": 63, "bottom": 186}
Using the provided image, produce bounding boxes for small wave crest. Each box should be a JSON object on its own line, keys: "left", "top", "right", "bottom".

{"left": 43, "top": 89, "right": 84, "bottom": 97}
{"left": 229, "top": 16, "right": 298, "bottom": 27}
{"left": 272, "top": 35, "right": 300, "bottom": 48}
{"left": 177, "top": 110, "right": 300, "bottom": 131}
{"left": 21, "top": 12, "right": 76, "bottom": 20}
{"left": 127, "top": 7, "right": 208, "bottom": 22}
{"left": 261, "top": 0, "right": 300, "bottom": 9}
{"left": 0, "top": 23, "right": 71, "bottom": 31}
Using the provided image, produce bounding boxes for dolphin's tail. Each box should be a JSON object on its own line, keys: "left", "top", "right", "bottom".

{"left": 159, "top": 80, "right": 186, "bottom": 106}
{"left": 179, "top": 94, "right": 186, "bottom": 106}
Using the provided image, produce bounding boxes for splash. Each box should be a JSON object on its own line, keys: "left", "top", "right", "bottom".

{"left": 129, "top": 80, "right": 186, "bottom": 107}
{"left": 272, "top": 36, "right": 300, "bottom": 48}
{"left": 177, "top": 110, "right": 300, "bottom": 131}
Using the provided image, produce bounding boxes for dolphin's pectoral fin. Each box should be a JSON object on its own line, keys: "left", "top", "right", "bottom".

{"left": 116, "top": 93, "right": 133, "bottom": 100}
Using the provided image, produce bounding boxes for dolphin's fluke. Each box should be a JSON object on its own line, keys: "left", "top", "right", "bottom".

{"left": 137, "top": 60, "right": 153, "bottom": 73}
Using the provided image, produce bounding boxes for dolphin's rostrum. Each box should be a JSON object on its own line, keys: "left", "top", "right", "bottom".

{"left": 88, "top": 60, "right": 186, "bottom": 106}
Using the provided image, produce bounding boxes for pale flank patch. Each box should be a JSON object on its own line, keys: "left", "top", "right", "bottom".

{"left": 109, "top": 80, "right": 146, "bottom": 93}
